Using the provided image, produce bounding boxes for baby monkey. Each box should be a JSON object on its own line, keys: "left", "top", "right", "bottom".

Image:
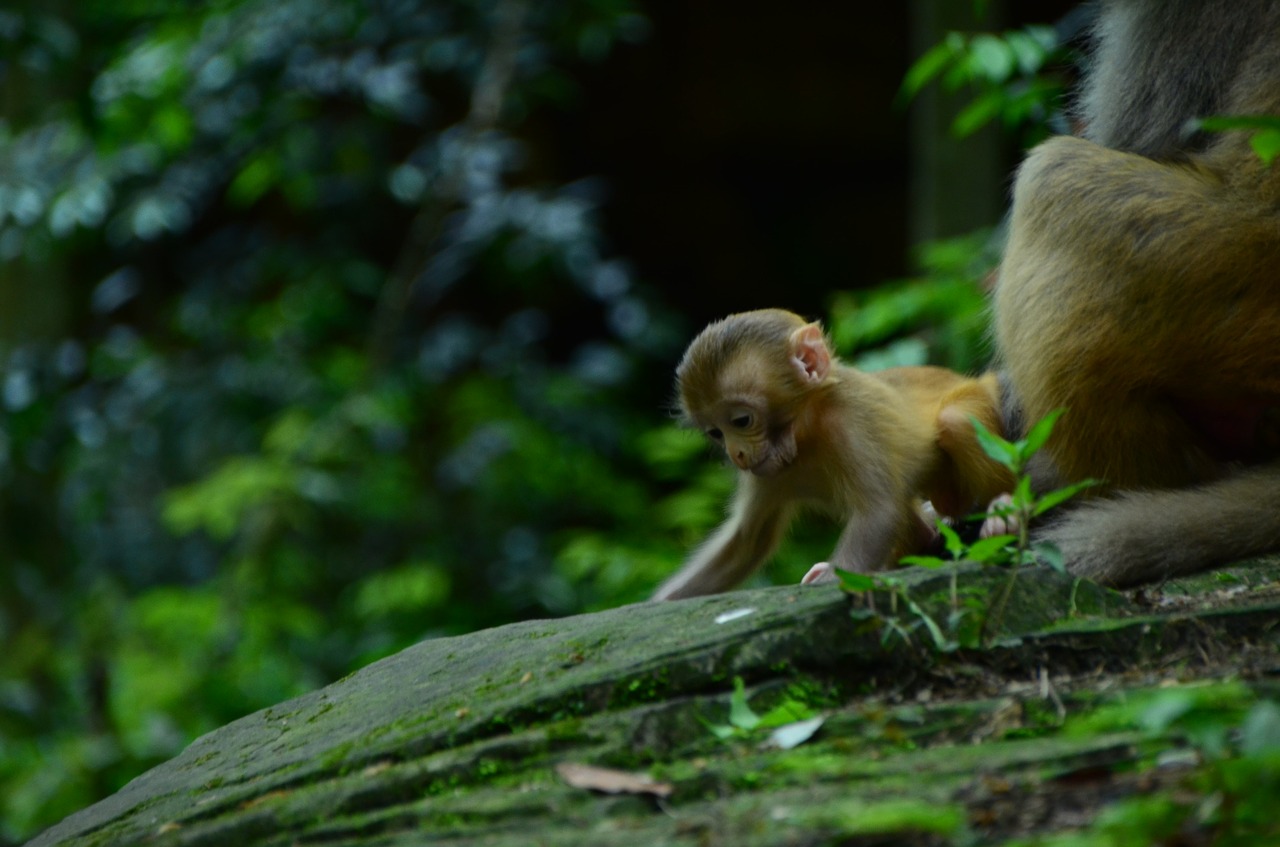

{"left": 653, "top": 308, "right": 1013, "bottom": 601}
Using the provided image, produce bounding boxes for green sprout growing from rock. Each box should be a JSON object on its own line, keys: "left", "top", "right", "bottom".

{"left": 838, "top": 408, "right": 1099, "bottom": 646}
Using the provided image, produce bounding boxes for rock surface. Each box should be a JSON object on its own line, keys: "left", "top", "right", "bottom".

{"left": 28, "top": 561, "right": 1280, "bottom": 846}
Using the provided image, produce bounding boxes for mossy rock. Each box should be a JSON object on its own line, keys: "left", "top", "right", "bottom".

{"left": 29, "top": 561, "right": 1280, "bottom": 847}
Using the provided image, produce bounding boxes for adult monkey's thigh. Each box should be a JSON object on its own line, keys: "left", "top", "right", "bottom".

{"left": 997, "top": 135, "right": 1280, "bottom": 490}
{"left": 989, "top": 0, "right": 1280, "bottom": 586}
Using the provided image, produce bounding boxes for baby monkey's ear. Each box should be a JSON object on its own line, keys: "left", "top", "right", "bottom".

{"left": 789, "top": 323, "right": 831, "bottom": 384}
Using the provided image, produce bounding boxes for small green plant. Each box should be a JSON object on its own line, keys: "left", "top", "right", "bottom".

{"left": 840, "top": 409, "right": 1099, "bottom": 646}
{"left": 970, "top": 409, "right": 1100, "bottom": 639}
{"left": 702, "top": 678, "right": 819, "bottom": 743}
{"left": 972, "top": 409, "right": 1100, "bottom": 565}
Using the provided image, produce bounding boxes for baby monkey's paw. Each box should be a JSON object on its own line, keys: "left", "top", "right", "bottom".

{"left": 800, "top": 561, "right": 839, "bottom": 586}
{"left": 979, "top": 493, "right": 1018, "bottom": 538}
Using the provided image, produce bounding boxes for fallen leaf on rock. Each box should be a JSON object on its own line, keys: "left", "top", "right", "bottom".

{"left": 714, "top": 607, "right": 756, "bottom": 624}
{"left": 762, "top": 716, "right": 825, "bottom": 750}
{"left": 555, "top": 762, "right": 673, "bottom": 798}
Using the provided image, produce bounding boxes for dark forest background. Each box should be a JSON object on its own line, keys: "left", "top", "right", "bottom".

{"left": 0, "top": 1, "right": 1078, "bottom": 840}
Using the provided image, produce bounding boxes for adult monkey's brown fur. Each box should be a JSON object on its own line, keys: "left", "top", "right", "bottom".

{"left": 996, "top": 0, "right": 1280, "bottom": 586}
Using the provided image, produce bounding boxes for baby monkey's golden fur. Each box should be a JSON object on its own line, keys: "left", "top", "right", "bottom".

{"left": 653, "top": 309, "right": 1012, "bottom": 601}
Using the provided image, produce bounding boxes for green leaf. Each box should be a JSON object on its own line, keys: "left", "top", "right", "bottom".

{"left": 952, "top": 90, "right": 1004, "bottom": 138}
{"left": 1006, "top": 26, "right": 1055, "bottom": 74}
{"left": 852, "top": 337, "right": 929, "bottom": 371}
{"left": 353, "top": 562, "right": 451, "bottom": 619}
{"left": 729, "top": 677, "right": 762, "bottom": 731}
{"left": 1020, "top": 407, "right": 1066, "bottom": 460}
{"left": 1032, "top": 478, "right": 1101, "bottom": 517}
{"left": 162, "top": 456, "right": 295, "bottom": 540}
{"left": 758, "top": 696, "right": 817, "bottom": 729}
{"left": 972, "top": 416, "right": 1020, "bottom": 470}
{"left": 1240, "top": 700, "right": 1280, "bottom": 755}
{"left": 637, "top": 426, "right": 706, "bottom": 478}
{"left": 699, "top": 715, "right": 736, "bottom": 740}
{"left": 1031, "top": 541, "right": 1066, "bottom": 572}
{"left": 227, "top": 152, "right": 280, "bottom": 208}
{"left": 902, "top": 595, "right": 951, "bottom": 651}
{"left": 1198, "top": 114, "right": 1280, "bottom": 164}
{"left": 965, "top": 534, "right": 1016, "bottom": 563}
{"left": 152, "top": 104, "right": 194, "bottom": 153}
{"left": 1197, "top": 114, "right": 1280, "bottom": 133}
{"left": 1250, "top": 129, "right": 1280, "bottom": 166}
{"left": 899, "top": 38, "right": 960, "bottom": 102}
{"left": 966, "top": 34, "right": 1016, "bottom": 83}
{"left": 838, "top": 571, "right": 878, "bottom": 592}
{"left": 1138, "top": 691, "right": 1196, "bottom": 734}
{"left": 1011, "top": 475, "right": 1034, "bottom": 511}
{"left": 900, "top": 555, "right": 948, "bottom": 569}
{"left": 938, "top": 520, "right": 965, "bottom": 558}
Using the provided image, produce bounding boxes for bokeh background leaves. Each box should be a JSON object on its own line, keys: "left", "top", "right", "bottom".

{"left": 0, "top": 0, "right": 1073, "bottom": 840}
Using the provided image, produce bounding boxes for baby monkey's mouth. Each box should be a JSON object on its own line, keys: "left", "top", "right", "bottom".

{"left": 748, "top": 454, "right": 791, "bottom": 478}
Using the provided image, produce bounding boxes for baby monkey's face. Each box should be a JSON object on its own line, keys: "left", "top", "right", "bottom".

{"left": 674, "top": 309, "right": 820, "bottom": 480}
{"left": 685, "top": 394, "right": 797, "bottom": 477}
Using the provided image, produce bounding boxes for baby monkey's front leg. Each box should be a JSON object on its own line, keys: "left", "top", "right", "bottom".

{"left": 800, "top": 493, "right": 1022, "bottom": 586}
{"left": 800, "top": 500, "right": 933, "bottom": 585}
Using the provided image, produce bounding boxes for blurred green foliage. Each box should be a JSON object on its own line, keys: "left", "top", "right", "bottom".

{"left": 1198, "top": 114, "right": 1280, "bottom": 165}
{"left": 0, "top": 0, "right": 680, "bottom": 839}
{"left": 0, "top": 2, "right": 1068, "bottom": 842}
{"left": 899, "top": 23, "right": 1071, "bottom": 145}
{"left": 1028, "top": 687, "right": 1280, "bottom": 847}
{"left": 829, "top": 229, "right": 999, "bottom": 373}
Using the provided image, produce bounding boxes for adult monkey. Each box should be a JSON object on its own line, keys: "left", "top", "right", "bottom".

{"left": 996, "top": 0, "right": 1280, "bottom": 586}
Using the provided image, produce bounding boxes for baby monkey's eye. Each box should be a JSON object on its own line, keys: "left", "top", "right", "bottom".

{"left": 706, "top": 428, "right": 723, "bottom": 441}
{"left": 731, "top": 414, "right": 752, "bottom": 429}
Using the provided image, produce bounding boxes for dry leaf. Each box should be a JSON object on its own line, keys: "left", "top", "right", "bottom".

{"left": 762, "top": 716, "right": 825, "bottom": 751}
{"left": 555, "top": 762, "right": 673, "bottom": 798}
{"left": 714, "top": 607, "right": 756, "bottom": 624}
